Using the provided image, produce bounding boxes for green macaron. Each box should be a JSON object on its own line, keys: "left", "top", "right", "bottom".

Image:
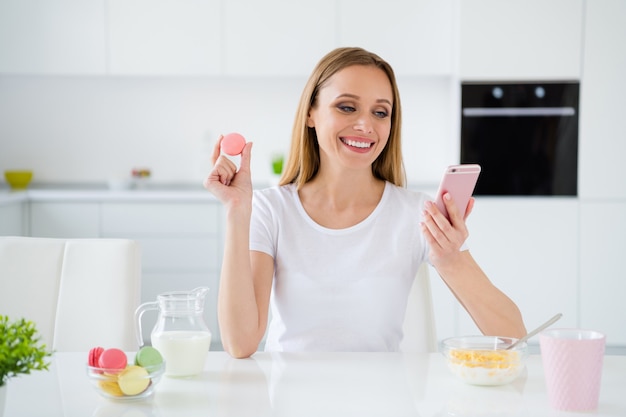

{"left": 134, "top": 346, "right": 164, "bottom": 372}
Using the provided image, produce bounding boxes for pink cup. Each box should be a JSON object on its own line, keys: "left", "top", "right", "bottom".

{"left": 539, "top": 328, "right": 606, "bottom": 411}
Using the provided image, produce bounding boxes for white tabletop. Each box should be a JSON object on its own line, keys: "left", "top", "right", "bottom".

{"left": 3, "top": 352, "right": 626, "bottom": 417}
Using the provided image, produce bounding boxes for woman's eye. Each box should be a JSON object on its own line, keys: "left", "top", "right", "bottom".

{"left": 337, "top": 105, "right": 356, "bottom": 113}
{"left": 374, "top": 110, "right": 389, "bottom": 118}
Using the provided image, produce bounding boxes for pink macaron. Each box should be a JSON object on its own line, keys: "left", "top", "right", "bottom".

{"left": 88, "top": 346, "right": 104, "bottom": 367}
{"left": 98, "top": 348, "right": 128, "bottom": 371}
{"left": 221, "top": 132, "right": 246, "bottom": 156}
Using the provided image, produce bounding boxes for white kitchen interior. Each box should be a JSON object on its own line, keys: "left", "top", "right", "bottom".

{"left": 0, "top": 0, "right": 625, "bottom": 353}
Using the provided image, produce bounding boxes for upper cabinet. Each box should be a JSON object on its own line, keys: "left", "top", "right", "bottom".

{"left": 459, "top": 0, "right": 584, "bottom": 80}
{"left": 107, "top": 0, "right": 222, "bottom": 76}
{"left": 0, "top": 0, "right": 457, "bottom": 77}
{"left": 0, "top": 0, "right": 106, "bottom": 75}
{"left": 222, "top": 0, "right": 336, "bottom": 77}
{"left": 224, "top": 0, "right": 455, "bottom": 77}
{"left": 337, "top": 0, "right": 455, "bottom": 77}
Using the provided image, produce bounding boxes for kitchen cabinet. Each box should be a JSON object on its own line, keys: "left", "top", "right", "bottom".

{"left": 0, "top": 0, "right": 106, "bottom": 75}
{"left": 30, "top": 202, "right": 100, "bottom": 238}
{"left": 222, "top": 0, "right": 336, "bottom": 77}
{"left": 0, "top": 0, "right": 457, "bottom": 78}
{"left": 0, "top": 201, "right": 27, "bottom": 236}
{"left": 338, "top": 0, "right": 455, "bottom": 76}
{"left": 107, "top": 0, "right": 222, "bottom": 76}
{"left": 578, "top": 0, "right": 626, "bottom": 200}
{"left": 459, "top": 0, "right": 584, "bottom": 80}
{"left": 459, "top": 198, "right": 579, "bottom": 338}
{"left": 100, "top": 202, "right": 223, "bottom": 347}
{"left": 23, "top": 197, "right": 224, "bottom": 348}
{"left": 580, "top": 202, "right": 626, "bottom": 345}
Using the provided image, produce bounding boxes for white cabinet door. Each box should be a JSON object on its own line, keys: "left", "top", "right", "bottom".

{"left": 0, "top": 0, "right": 106, "bottom": 75}
{"left": 580, "top": 202, "right": 626, "bottom": 346}
{"left": 100, "top": 203, "right": 222, "bottom": 275}
{"left": 107, "top": 0, "right": 222, "bottom": 75}
{"left": 101, "top": 202, "right": 223, "bottom": 346}
{"left": 338, "top": 0, "right": 455, "bottom": 76}
{"left": 0, "top": 202, "right": 26, "bottom": 236}
{"left": 30, "top": 202, "right": 100, "bottom": 237}
{"left": 459, "top": 0, "right": 583, "bottom": 80}
{"left": 578, "top": 0, "right": 626, "bottom": 200}
{"left": 101, "top": 202, "right": 219, "bottom": 236}
{"left": 223, "top": 0, "right": 336, "bottom": 76}
{"left": 459, "top": 198, "right": 579, "bottom": 337}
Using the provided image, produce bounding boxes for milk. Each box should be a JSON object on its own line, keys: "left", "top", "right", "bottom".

{"left": 151, "top": 331, "right": 211, "bottom": 377}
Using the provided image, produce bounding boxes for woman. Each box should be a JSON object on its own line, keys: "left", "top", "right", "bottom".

{"left": 204, "top": 47, "right": 526, "bottom": 358}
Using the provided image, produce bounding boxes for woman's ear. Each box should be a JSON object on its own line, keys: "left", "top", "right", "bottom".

{"left": 306, "top": 109, "right": 316, "bottom": 128}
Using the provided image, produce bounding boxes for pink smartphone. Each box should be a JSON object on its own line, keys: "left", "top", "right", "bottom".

{"left": 434, "top": 164, "right": 481, "bottom": 220}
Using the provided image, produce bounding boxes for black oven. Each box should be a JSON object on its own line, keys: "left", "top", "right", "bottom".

{"left": 460, "top": 82, "right": 579, "bottom": 196}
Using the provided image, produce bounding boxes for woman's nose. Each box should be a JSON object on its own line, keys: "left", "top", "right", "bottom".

{"left": 353, "top": 115, "right": 373, "bottom": 134}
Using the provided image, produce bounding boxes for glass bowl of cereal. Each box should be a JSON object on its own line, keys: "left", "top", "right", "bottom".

{"left": 441, "top": 336, "right": 528, "bottom": 386}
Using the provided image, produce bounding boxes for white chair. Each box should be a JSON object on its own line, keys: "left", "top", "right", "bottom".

{"left": 400, "top": 262, "right": 437, "bottom": 353}
{"left": 0, "top": 236, "right": 141, "bottom": 351}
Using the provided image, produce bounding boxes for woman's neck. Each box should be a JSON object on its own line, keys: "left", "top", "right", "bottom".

{"left": 298, "top": 169, "right": 386, "bottom": 228}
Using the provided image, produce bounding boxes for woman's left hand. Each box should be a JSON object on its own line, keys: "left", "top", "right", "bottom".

{"left": 421, "top": 193, "right": 474, "bottom": 268}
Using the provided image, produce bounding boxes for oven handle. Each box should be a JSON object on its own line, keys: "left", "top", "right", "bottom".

{"left": 463, "top": 107, "right": 576, "bottom": 117}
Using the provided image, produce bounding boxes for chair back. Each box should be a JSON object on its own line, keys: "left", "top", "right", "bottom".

{"left": 400, "top": 262, "right": 437, "bottom": 353}
{"left": 0, "top": 236, "right": 66, "bottom": 345}
{"left": 0, "top": 236, "right": 141, "bottom": 351}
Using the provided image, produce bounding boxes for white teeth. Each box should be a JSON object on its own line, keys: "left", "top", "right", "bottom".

{"left": 343, "top": 139, "right": 372, "bottom": 148}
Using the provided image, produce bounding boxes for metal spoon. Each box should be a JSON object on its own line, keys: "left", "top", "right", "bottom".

{"left": 506, "top": 313, "right": 563, "bottom": 350}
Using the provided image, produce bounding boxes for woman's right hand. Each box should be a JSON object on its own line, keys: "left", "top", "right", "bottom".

{"left": 203, "top": 135, "right": 254, "bottom": 209}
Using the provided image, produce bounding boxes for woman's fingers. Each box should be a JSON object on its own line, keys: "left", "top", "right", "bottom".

{"left": 210, "top": 135, "right": 224, "bottom": 165}
{"left": 421, "top": 196, "right": 470, "bottom": 262}
{"left": 237, "top": 142, "right": 254, "bottom": 175}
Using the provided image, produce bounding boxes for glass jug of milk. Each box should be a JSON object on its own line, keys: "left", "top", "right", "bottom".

{"left": 135, "top": 287, "right": 211, "bottom": 377}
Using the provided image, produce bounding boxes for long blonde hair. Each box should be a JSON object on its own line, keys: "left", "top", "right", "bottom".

{"left": 280, "top": 47, "right": 406, "bottom": 188}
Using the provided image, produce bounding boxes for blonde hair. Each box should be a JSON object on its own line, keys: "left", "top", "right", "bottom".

{"left": 280, "top": 47, "right": 406, "bottom": 188}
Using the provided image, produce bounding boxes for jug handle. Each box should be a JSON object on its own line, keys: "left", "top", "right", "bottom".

{"left": 192, "top": 286, "right": 210, "bottom": 296}
{"left": 134, "top": 301, "right": 158, "bottom": 348}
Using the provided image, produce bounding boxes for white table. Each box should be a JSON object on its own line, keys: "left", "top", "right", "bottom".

{"left": 4, "top": 352, "right": 626, "bottom": 417}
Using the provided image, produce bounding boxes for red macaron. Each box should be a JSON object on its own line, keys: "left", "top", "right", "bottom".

{"left": 88, "top": 346, "right": 104, "bottom": 367}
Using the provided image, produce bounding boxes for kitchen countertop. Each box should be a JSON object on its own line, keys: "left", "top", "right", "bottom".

{"left": 1, "top": 181, "right": 440, "bottom": 206}
{"left": 0, "top": 182, "right": 437, "bottom": 205}
{"left": 0, "top": 182, "right": 219, "bottom": 204}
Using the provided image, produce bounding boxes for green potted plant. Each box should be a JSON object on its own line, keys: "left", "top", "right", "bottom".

{"left": 271, "top": 154, "right": 284, "bottom": 176}
{"left": 270, "top": 153, "right": 284, "bottom": 186}
{"left": 0, "top": 315, "right": 52, "bottom": 413}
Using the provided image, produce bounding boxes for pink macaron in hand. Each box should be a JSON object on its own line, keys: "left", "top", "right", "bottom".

{"left": 221, "top": 132, "right": 246, "bottom": 156}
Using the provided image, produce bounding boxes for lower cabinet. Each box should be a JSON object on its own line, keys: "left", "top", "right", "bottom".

{"left": 0, "top": 202, "right": 27, "bottom": 235}
{"left": 19, "top": 197, "right": 625, "bottom": 349}
{"left": 100, "top": 202, "right": 223, "bottom": 349}
{"left": 30, "top": 202, "right": 100, "bottom": 237}
{"left": 580, "top": 202, "right": 626, "bottom": 345}
{"left": 26, "top": 199, "right": 224, "bottom": 349}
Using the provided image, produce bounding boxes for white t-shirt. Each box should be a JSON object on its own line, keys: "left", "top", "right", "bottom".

{"left": 250, "top": 182, "right": 431, "bottom": 352}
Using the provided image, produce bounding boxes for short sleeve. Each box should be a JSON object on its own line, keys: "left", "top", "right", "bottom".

{"left": 249, "top": 189, "right": 277, "bottom": 257}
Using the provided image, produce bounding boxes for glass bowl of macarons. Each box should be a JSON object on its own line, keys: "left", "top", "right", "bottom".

{"left": 86, "top": 346, "right": 165, "bottom": 400}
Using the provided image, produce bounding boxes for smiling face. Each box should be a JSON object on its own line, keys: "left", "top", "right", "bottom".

{"left": 306, "top": 64, "right": 393, "bottom": 174}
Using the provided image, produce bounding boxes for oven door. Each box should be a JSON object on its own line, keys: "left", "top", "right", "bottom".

{"left": 460, "top": 82, "right": 579, "bottom": 196}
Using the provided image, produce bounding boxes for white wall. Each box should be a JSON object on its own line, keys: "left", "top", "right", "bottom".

{"left": 0, "top": 75, "right": 454, "bottom": 186}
